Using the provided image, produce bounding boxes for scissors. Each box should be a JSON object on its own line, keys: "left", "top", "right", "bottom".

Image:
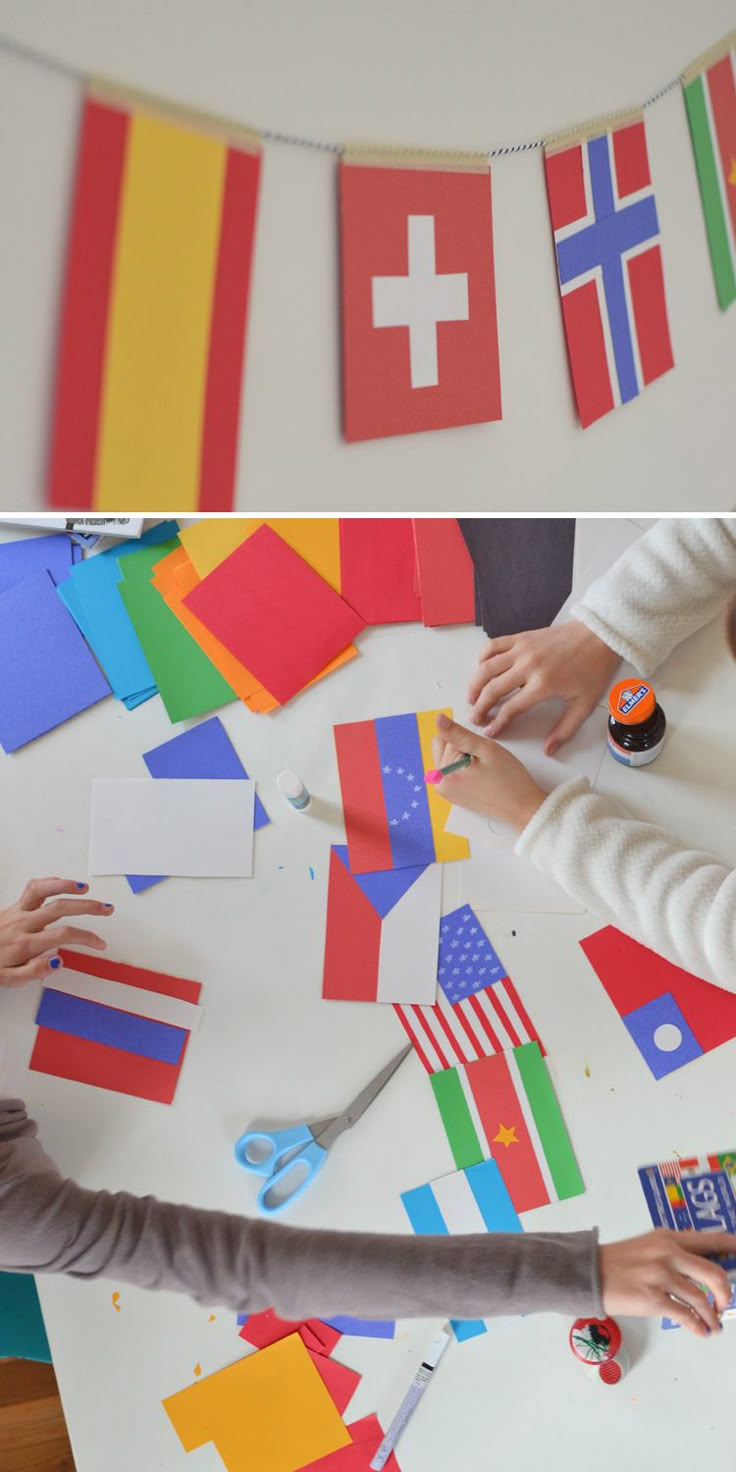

{"left": 234, "top": 1044, "right": 412, "bottom": 1216}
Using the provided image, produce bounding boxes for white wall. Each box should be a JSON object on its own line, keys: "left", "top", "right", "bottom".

{"left": 0, "top": 0, "right": 734, "bottom": 512}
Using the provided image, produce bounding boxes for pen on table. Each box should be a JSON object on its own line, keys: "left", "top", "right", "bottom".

{"left": 369, "top": 1322, "right": 452, "bottom": 1470}
{"left": 424, "top": 753, "right": 471, "bottom": 784}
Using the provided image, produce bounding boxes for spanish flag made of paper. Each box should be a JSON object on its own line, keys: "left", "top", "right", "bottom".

{"left": 48, "top": 89, "right": 261, "bottom": 512}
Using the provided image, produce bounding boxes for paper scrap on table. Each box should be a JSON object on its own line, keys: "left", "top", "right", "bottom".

{"left": 183, "top": 525, "right": 364, "bottom": 705}
{"left": 401, "top": 1160, "right": 521, "bottom": 1340}
{"left": 29, "top": 949, "right": 201, "bottom": 1105}
{"left": 411, "top": 519, "right": 475, "bottom": 627}
{"left": 0, "top": 533, "right": 78, "bottom": 594}
{"left": 300, "top": 1415, "right": 401, "bottom": 1470}
{"left": 90, "top": 777, "right": 255, "bottom": 878}
{"left": 0, "top": 569, "right": 111, "bottom": 753}
{"left": 459, "top": 519, "right": 576, "bottom": 636}
{"left": 394, "top": 905, "right": 544, "bottom": 1072}
{"left": 323, "top": 846, "right": 441, "bottom": 1005}
{"left": 180, "top": 517, "right": 342, "bottom": 589}
{"left": 334, "top": 710, "right": 469, "bottom": 874}
{"left": 580, "top": 925, "right": 736, "bottom": 1079}
{"left": 339, "top": 519, "right": 422, "bottom": 624}
{"left": 162, "top": 1336, "right": 351, "bottom": 1472}
{"left": 430, "top": 1043, "right": 584, "bottom": 1211}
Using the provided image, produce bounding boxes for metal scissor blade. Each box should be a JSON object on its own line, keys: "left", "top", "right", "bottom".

{"left": 316, "top": 1044, "right": 412, "bottom": 1148}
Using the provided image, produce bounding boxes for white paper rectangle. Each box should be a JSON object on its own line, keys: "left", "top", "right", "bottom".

{"left": 45, "top": 968, "right": 202, "bottom": 1033}
{"left": 458, "top": 840, "right": 584, "bottom": 914}
{"left": 376, "top": 863, "right": 442, "bottom": 1004}
{"left": 89, "top": 779, "right": 255, "bottom": 877}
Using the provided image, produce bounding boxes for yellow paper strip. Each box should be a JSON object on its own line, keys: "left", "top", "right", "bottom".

{"left": 416, "top": 708, "right": 471, "bottom": 864}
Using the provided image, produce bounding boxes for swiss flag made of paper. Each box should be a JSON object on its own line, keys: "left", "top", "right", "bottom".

{"left": 340, "top": 161, "right": 502, "bottom": 441}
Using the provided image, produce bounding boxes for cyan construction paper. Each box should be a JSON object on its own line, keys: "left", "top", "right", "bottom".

{"left": 0, "top": 1272, "right": 51, "bottom": 1362}
{"left": 36, "top": 988, "right": 187, "bottom": 1064}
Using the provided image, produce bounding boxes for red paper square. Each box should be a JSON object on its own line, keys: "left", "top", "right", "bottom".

{"left": 301, "top": 1414, "right": 401, "bottom": 1470}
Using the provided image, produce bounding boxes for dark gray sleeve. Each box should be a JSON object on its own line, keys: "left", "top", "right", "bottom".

{"left": 0, "top": 1099, "right": 601, "bottom": 1319}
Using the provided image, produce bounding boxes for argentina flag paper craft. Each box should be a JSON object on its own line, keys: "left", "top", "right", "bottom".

{"left": 322, "top": 845, "right": 441, "bottom": 1004}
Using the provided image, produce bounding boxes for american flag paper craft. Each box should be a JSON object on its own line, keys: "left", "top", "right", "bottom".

{"left": 401, "top": 1161, "right": 521, "bottom": 1341}
{"left": 48, "top": 90, "right": 261, "bottom": 512}
{"left": 545, "top": 117, "right": 674, "bottom": 427}
{"left": 340, "top": 155, "right": 501, "bottom": 441}
{"left": 29, "top": 949, "right": 202, "bottom": 1105}
{"left": 333, "top": 710, "right": 470, "bottom": 874}
{"left": 322, "top": 846, "right": 441, "bottom": 1005}
{"left": 580, "top": 925, "right": 736, "bottom": 1079}
{"left": 394, "top": 905, "right": 543, "bottom": 1073}
{"left": 682, "top": 33, "right": 736, "bottom": 309}
{"left": 429, "top": 1044, "right": 585, "bottom": 1212}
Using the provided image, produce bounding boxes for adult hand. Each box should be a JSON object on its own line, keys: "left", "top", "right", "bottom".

{"left": 432, "top": 714, "right": 547, "bottom": 833}
{"left": 600, "top": 1228, "right": 736, "bottom": 1335}
{"left": 0, "top": 879, "right": 114, "bottom": 988}
{"left": 468, "top": 620, "right": 620, "bottom": 754}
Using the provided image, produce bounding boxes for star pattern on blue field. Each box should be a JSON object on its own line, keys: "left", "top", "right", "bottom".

{"left": 437, "top": 907, "right": 506, "bottom": 1003}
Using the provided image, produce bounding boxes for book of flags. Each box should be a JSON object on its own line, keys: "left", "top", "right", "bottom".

{"left": 29, "top": 949, "right": 202, "bottom": 1104}
{"left": 322, "top": 845, "right": 441, "bottom": 1005}
{"left": 333, "top": 709, "right": 470, "bottom": 874}
{"left": 682, "top": 33, "right": 736, "bottom": 309}
{"left": 639, "top": 1151, "right": 736, "bottom": 1327}
{"left": 401, "top": 1160, "right": 521, "bottom": 1341}
{"left": 394, "top": 905, "right": 543, "bottom": 1073}
{"left": 429, "top": 1044, "right": 584, "bottom": 1213}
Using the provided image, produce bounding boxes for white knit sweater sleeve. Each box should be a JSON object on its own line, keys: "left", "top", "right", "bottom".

{"left": 517, "top": 778, "right": 736, "bottom": 992}
{"left": 572, "top": 518, "right": 736, "bottom": 674}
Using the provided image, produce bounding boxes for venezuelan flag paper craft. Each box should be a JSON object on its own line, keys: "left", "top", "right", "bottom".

{"left": 429, "top": 1044, "right": 584, "bottom": 1212}
{"left": 322, "top": 845, "right": 441, "bottom": 1005}
{"left": 682, "top": 33, "right": 736, "bottom": 309}
{"left": 334, "top": 710, "right": 470, "bottom": 874}
{"left": 401, "top": 1160, "right": 521, "bottom": 1341}
{"left": 48, "top": 89, "right": 261, "bottom": 512}
{"left": 29, "top": 949, "right": 202, "bottom": 1105}
{"left": 639, "top": 1152, "right": 736, "bottom": 1327}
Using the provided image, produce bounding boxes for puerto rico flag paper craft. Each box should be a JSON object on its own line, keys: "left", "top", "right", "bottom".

{"left": 48, "top": 89, "right": 261, "bottom": 512}
{"left": 340, "top": 155, "right": 501, "bottom": 441}
{"left": 429, "top": 1044, "right": 585, "bottom": 1212}
{"left": 29, "top": 949, "right": 202, "bottom": 1104}
{"left": 334, "top": 710, "right": 470, "bottom": 874}
{"left": 322, "top": 845, "right": 441, "bottom": 1005}
{"left": 639, "top": 1152, "right": 736, "bottom": 1327}
{"left": 580, "top": 925, "right": 736, "bottom": 1079}
{"left": 411, "top": 519, "right": 475, "bottom": 626}
{"left": 300, "top": 1415, "right": 401, "bottom": 1471}
{"left": 545, "top": 116, "right": 673, "bottom": 427}
{"left": 339, "top": 519, "right": 422, "bottom": 624}
{"left": 394, "top": 906, "right": 544, "bottom": 1073}
{"left": 401, "top": 1161, "right": 521, "bottom": 1340}
{"left": 682, "top": 33, "right": 736, "bottom": 309}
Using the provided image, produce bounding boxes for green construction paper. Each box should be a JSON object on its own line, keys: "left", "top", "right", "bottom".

{"left": 0, "top": 1272, "right": 52, "bottom": 1362}
{"left": 513, "top": 1042, "right": 585, "bottom": 1200}
{"left": 431, "top": 1067, "right": 483, "bottom": 1169}
{"left": 116, "top": 545, "right": 236, "bottom": 723}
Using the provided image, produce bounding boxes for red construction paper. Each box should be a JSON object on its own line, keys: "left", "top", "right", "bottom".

{"left": 302, "top": 1415, "right": 401, "bottom": 1471}
{"left": 322, "top": 847, "right": 383, "bottom": 1002}
{"left": 57, "top": 949, "right": 202, "bottom": 1004}
{"left": 339, "top": 520, "right": 422, "bottom": 624}
{"left": 307, "top": 1351, "right": 361, "bottom": 1418}
{"left": 29, "top": 1026, "right": 189, "bottom": 1104}
{"left": 183, "top": 526, "right": 365, "bottom": 705}
{"left": 239, "top": 1310, "right": 341, "bottom": 1356}
{"left": 412, "top": 519, "right": 475, "bottom": 626}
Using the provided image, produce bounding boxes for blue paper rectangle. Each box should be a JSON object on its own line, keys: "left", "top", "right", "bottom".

{"left": 0, "top": 533, "right": 76, "bottom": 594}
{"left": 323, "top": 1316, "right": 395, "bottom": 1339}
{"left": 374, "top": 713, "right": 435, "bottom": 868}
{"left": 37, "top": 988, "right": 187, "bottom": 1064}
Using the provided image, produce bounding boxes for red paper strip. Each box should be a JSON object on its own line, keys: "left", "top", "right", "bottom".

{"left": 465, "top": 1054, "right": 550, "bottom": 1211}
{"left": 29, "top": 1026, "right": 188, "bottom": 1105}
{"left": 412, "top": 519, "right": 475, "bottom": 626}
{"left": 308, "top": 1351, "right": 361, "bottom": 1418}
{"left": 322, "top": 847, "right": 383, "bottom": 1002}
{"left": 339, "top": 520, "right": 422, "bottom": 624}
{"left": 57, "top": 949, "right": 201, "bottom": 1005}
{"left": 302, "top": 1415, "right": 401, "bottom": 1471}
{"left": 332, "top": 722, "right": 393, "bottom": 875}
{"left": 238, "top": 1309, "right": 341, "bottom": 1356}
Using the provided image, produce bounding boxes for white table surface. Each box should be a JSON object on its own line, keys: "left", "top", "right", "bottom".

{"left": 1, "top": 519, "right": 735, "bottom": 1472}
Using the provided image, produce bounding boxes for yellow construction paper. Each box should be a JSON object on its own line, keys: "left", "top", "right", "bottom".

{"left": 416, "top": 708, "right": 471, "bottom": 864}
{"left": 162, "top": 1335, "right": 351, "bottom": 1472}
{"left": 180, "top": 518, "right": 342, "bottom": 590}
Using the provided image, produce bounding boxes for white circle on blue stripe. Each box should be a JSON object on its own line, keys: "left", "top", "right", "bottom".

{"left": 621, "top": 992, "right": 704, "bottom": 1079}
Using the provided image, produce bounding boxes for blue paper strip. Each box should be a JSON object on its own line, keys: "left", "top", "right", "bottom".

{"left": 0, "top": 533, "right": 76, "bottom": 594}
{"left": 374, "top": 714, "right": 434, "bottom": 869}
{"left": 467, "top": 1160, "right": 521, "bottom": 1233}
{"left": 323, "top": 1316, "right": 395, "bottom": 1338}
{"left": 36, "top": 988, "right": 187, "bottom": 1064}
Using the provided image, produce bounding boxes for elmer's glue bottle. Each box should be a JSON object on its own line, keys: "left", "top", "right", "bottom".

{"left": 607, "top": 679, "right": 666, "bottom": 767}
{"left": 569, "top": 1316, "right": 629, "bottom": 1385}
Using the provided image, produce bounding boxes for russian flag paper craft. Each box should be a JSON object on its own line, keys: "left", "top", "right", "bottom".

{"left": 322, "top": 845, "right": 441, "bottom": 1005}
{"left": 48, "top": 89, "right": 261, "bottom": 512}
{"left": 545, "top": 115, "right": 673, "bottom": 427}
{"left": 401, "top": 1161, "right": 522, "bottom": 1340}
{"left": 682, "top": 33, "right": 736, "bottom": 309}
{"left": 394, "top": 906, "right": 543, "bottom": 1073}
{"left": 29, "top": 949, "right": 202, "bottom": 1105}
{"left": 429, "top": 1043, "right": 585, "bottom": 1212}
{"left": 333, "top": 709, "right": 470, "bottom": 874}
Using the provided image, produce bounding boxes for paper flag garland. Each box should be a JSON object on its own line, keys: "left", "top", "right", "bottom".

{"left": 682, "top": 34, "right": 736, "bottom": 309}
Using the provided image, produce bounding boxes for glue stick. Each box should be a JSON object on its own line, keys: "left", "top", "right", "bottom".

{"left": 569, "top": 1316, "right": 629, "bottom": 1385}
{"left": 277, "top": 770, "right": 312, "bottom": 811}
{"left": 607, "top": 679, "right": 666, "bottom": 768}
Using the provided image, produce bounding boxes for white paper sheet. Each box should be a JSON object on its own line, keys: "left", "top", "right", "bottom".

{"left": 89, "top": 778, "right": 255, "bottom": 877}
{"left": 457, "top": 838, "right": 585, "bottom": 914}
{"left": 376, "top": 863, "right": 442, "bottom": 1004}
{"left": 45, "top": 968, "right": 203, "bottom": 1032}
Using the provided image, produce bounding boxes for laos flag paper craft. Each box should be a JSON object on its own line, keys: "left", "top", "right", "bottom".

{"left": 394, "top": 905, "right": 544, "bottom": 1073}
{"left": 682, "top": 33, "right": 736, "bottom": 310}
{"left": 545, "top": 116, "right": 673, "bottom": 428}
{"left": 639, "top": 1152, "right": 736, "bottom": 1327}
{"left": 333, "top": 710, "right": 470, "bottom": 874}
{"left": 580, "top": 925, "right": 736, "bottom": 1079}
{"left": 322, "top": 845, "right": 441, "bottom": 1005}
{"left": 429, "top": 1043, "right": 584, "bottom": 1212}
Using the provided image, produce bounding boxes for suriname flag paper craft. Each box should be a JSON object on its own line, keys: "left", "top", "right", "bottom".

{"left": 682, "top": 32, "right": 736, "bottom": 310}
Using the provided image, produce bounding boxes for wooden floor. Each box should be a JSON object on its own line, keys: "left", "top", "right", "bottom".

{"left": 0, "top": 1360, "right": 75, "bottom": 1472}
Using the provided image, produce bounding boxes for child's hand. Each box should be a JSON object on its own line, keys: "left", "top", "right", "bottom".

{"left": 600, "top": 1228, "right": 736, "bottom": 1335}
{"left": 432, "top": 714, "right": 547, "bottom": 832}
{"left": 0, "top": 879, "right": 114, "bottom": 988}
{"left": 468, "top": 620, "right": 620, "bottom": 753}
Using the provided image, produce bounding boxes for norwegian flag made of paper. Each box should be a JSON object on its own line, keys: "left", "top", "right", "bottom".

{"left": 545, "top": 119, "right": 674, "bottom": 428}
{"left": 339, "top": 160, "right": 502, "bottom": 441}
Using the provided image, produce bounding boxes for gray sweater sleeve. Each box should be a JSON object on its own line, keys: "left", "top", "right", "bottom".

{"left": 0, "top": 1099, "right": 601, "bottom": 1320}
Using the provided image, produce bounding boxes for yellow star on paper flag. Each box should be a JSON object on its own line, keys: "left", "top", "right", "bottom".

{"left": 493, "top": 1123, "right": 518, "bottom": 1149}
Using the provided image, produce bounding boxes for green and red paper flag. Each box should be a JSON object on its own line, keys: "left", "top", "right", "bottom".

{"left": 682, "top": 32, "right": 736, "bottom": 309}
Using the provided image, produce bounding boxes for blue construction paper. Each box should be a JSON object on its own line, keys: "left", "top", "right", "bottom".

{"left": 374, "top": 714, "right": 435, "bottom": 868}
{"left": 438, "top": 907, "right": 506, "bottom": 1003}
{"left": 36, "top": 988, "right": 187, "bottom": 1063}
{"left": 333, "top": 844, "right": 426, "bottom": 918}
{"left": 101, "top": 520, "right": 179, "bottom": 560}
{"left": 0, "top": 533, "right": 77, "bottom": 594}
{"left": 126, "top": 717, "right": 269, "bottom": 893}
{"left": 0, "top": 570, "right": 111, "bottom": 753}
{"left": 0, "top": 1272, "right": 52, "bottom": 1362}
{"left": 623, "top": 993, "right": 704, "bottom": 1079}
{"left": 323, "top": 1316, "right": 395, "bottom": 1338}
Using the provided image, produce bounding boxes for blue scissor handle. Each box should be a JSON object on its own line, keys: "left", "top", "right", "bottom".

{"left": 257, "top": 1138, "right": 328, "bottom": 1216}
{"left": 234, "top": 1123, "right": 314, "bottom": 1178}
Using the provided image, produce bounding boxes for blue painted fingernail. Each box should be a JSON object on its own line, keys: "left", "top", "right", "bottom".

{"left": 49, "top": 957, "right": 62, "bottom": 970}
{"left": 104, "top": 903, "right": 114, "bottom": 909}
{"left": 75, "top": 882, "right": 87, "bottom": 890}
